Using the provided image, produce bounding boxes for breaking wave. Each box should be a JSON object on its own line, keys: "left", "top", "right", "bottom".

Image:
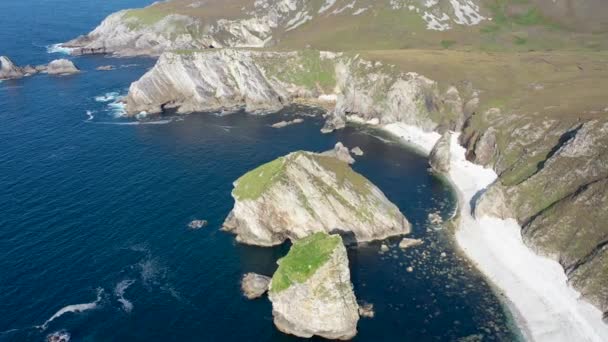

{"left": 114, "top": 280, "right": 136, "bottom": 313}
{"left": 94, "top": 92, "right": 120, "bottom": 103}
{"left": 36, "top": 289, "right": 104, "bottom": 330}
{"left": 46, "top": 44, "right": 73, "bottom": 55}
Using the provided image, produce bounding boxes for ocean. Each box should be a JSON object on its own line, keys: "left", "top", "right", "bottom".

{"left": 0, "top": 1, "right": 520, "bottom": 341}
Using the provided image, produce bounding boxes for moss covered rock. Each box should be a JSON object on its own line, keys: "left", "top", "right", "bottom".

{"left": 268, "top": 232, "right": 359, "bottom": 340}
{"left": 223, "top": 150, "right": 410, "bottom": 246}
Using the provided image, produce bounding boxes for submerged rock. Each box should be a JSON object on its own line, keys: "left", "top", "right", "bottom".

{"left": 269, "top": 232, "right": 359, "bottom": 340}
{"left": 187, "top": 219, "right": 208, "bottom": 230}
{"left": 322, "top": 142, "right": 355, "bottom": 164}
{"left": 241, "top": 273, "right": 271, "bottom": 299}
{"left": 96, "top": 65, "right": 115, "bottom": 71}
{"left": 47, "top": 330, "right": 70, "bottom": 342}
{"left": 46, "top": 59, "right": 80, "bottom": 75}
{"left": 271, "top": 118, "right": 303, "bottom": 128}
{"left": 399, "top": 238, "right": 424, "bottom": 250}
{"left": 358, "top": 302, "right": 375, "bottom": 318}
{"left": 429, "top": 132, "right": 451, "bottom": 173}
{"left": 223, "top": 151, "right": 410, "bottom": 246}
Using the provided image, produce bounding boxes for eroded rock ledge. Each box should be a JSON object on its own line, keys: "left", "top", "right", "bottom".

{"left": 223, "top": 150, "right": 410, "bottom": 246}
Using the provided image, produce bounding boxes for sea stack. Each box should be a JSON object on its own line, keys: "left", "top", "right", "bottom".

{"left": 429, "top": 132, "right": 451, "bottom": 173}
{"left": 223, "top": 151, "right": 410, "bottom": 246}
{"left": 268, "top": 232, "right": 359, "bottom": 340}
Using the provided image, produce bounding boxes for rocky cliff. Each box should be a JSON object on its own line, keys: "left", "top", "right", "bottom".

{"left": 223, "top": 150, "right": 410, "bottom": 246}
{"left": 125, "top": 45, "right": 608, "bottom": 319}
{"left": 471, "top": 118, "right": 608, "bottom": 317}
{"left": 123, "top": 49, "right": 472, "bottom": 131}
{"left": 268, "top": 232, "right": 359, "bottom": 340}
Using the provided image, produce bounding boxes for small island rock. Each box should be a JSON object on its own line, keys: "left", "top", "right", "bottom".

{"left": 46, "top": 59, "right": 80, "bottom": 75}
{"left": 399, "top": 238, "right": 424, "bottom": 250}
{"left": 241, "top": 273, "right": 271, "bottom": 299}
{"left": 223, "top": 150, "right": 410, "bottom": 246}
{"left": 269, "top": 232, "right": 359, "bottom": 340}
{"left": 351, "top": 147, "right": 364, "bottom": 156}
{"left": 271, "top": 118, "right": 304, "bottom": 128}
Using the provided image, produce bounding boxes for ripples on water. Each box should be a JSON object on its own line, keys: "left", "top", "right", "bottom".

{"left": 0, "top": 0, "right": 521, "bottom": 341}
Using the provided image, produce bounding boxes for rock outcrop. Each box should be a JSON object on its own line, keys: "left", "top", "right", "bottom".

{"left": 322, "top": 142, "right": 355, "bottom": 164}
{"left": 268, "top": 232, "right": 359, "bottom": 340}
{"left": 241, "top": 273, "right": 271, "bottom": 299}
{"left": 124, "top": 50, "right": 288, "bottom": 115}
{"left": 429, "top": 132, "right": 451, "bottom": 173}
{"left": 223, "top": 151, "right": 410, "bottom": 246}
{"left": 0, "top": 56, "right": 28, "bottom": 80}
{"left": 45, "top": 59, "right": 79, "bottom": 75}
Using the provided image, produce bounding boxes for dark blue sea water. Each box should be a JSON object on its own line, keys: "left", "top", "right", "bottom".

{"left": 0, "top": 1, "right": 520, "bottom": 341}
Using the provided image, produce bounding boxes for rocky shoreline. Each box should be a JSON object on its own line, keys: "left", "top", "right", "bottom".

{"left": 385, "top": 123, "right": 608, "bottom": 341}
{"left": 117, "top": 48, "right": 607, "bottom": 327}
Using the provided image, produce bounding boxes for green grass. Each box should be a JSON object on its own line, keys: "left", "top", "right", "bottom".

{"left": 440, "top": 40, "right": 456, "bottom": 49}
{"left": 282, "top": 51, "right": 336, "bottom": 92}
{"left": 513, "top": 36, "right": 527, "bottom": 45}
{"left": 270, "top": 232, "right": 341, "bottom": 293}
{"left": 124, "top": 8, "right": 168, "bottom": 28}
{"left": 233, "top": 156, "right": 286, "bottom": 200}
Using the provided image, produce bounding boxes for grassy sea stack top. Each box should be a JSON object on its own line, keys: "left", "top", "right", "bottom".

{"left": 270, "top": 232, "right": 341, "bottom": 293}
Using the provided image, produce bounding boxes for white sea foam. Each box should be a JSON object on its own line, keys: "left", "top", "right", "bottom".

{"left": 383, "top": 122, "right": 608, "bottom": 342}
{"left": 37, "top": 289, "right": 104, "bottom": 330}
{"left": 47, "top": 44, "right": 74, "bottom": 55}
{"left": 90, "top": 119, "right": 173, "bottom": 126}
{"left": 46, "top": 330, "right": 71, "bottom": 342}
{"left": 108, "top": 101, "right": 126, "bottom": 117}
{"left": 94, "top": 92, "right": 120, "bottom": 103}
{"left": 85, "top": 110, "right": 95, "bottom": 121}
{"left": 114, "top": 280, "right": 135, "bottom": 313}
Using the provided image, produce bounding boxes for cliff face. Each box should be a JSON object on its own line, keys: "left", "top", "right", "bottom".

{"left": 268, "top": 232, "right": 359, "bottom": 340}
{"left": 125, "top": 46, "right": 608, "bottom": 318}
{"left": 470, "top": 116, "right": 608, "bottom": 318}
{"left": 223, "top": 151, "right": 410, "bottom": 246}
{"left": 124, "top": 50, "right": 289, "bottom": 114}
{"left": 123, "top": 49, "right": 471, "bottom": 132}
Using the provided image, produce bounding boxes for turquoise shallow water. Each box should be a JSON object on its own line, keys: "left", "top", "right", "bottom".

{"left": 0, "top": 1, "right": 519, "bottom": 341}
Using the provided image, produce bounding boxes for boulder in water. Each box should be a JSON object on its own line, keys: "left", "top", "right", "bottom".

{"left": 46, "top": 59, "right": 80, "bottom": 75}
{"left": 188, "top": 219, "right": 208, "bottom": 230}
{"left": 351, "top": 146, "right": 364, "bottom": 156}
{"left": 241, "top": 273, "right": 271, "bottom": 299}
{"left": 399, "top": 238, "right": 424, "bottom": 250}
